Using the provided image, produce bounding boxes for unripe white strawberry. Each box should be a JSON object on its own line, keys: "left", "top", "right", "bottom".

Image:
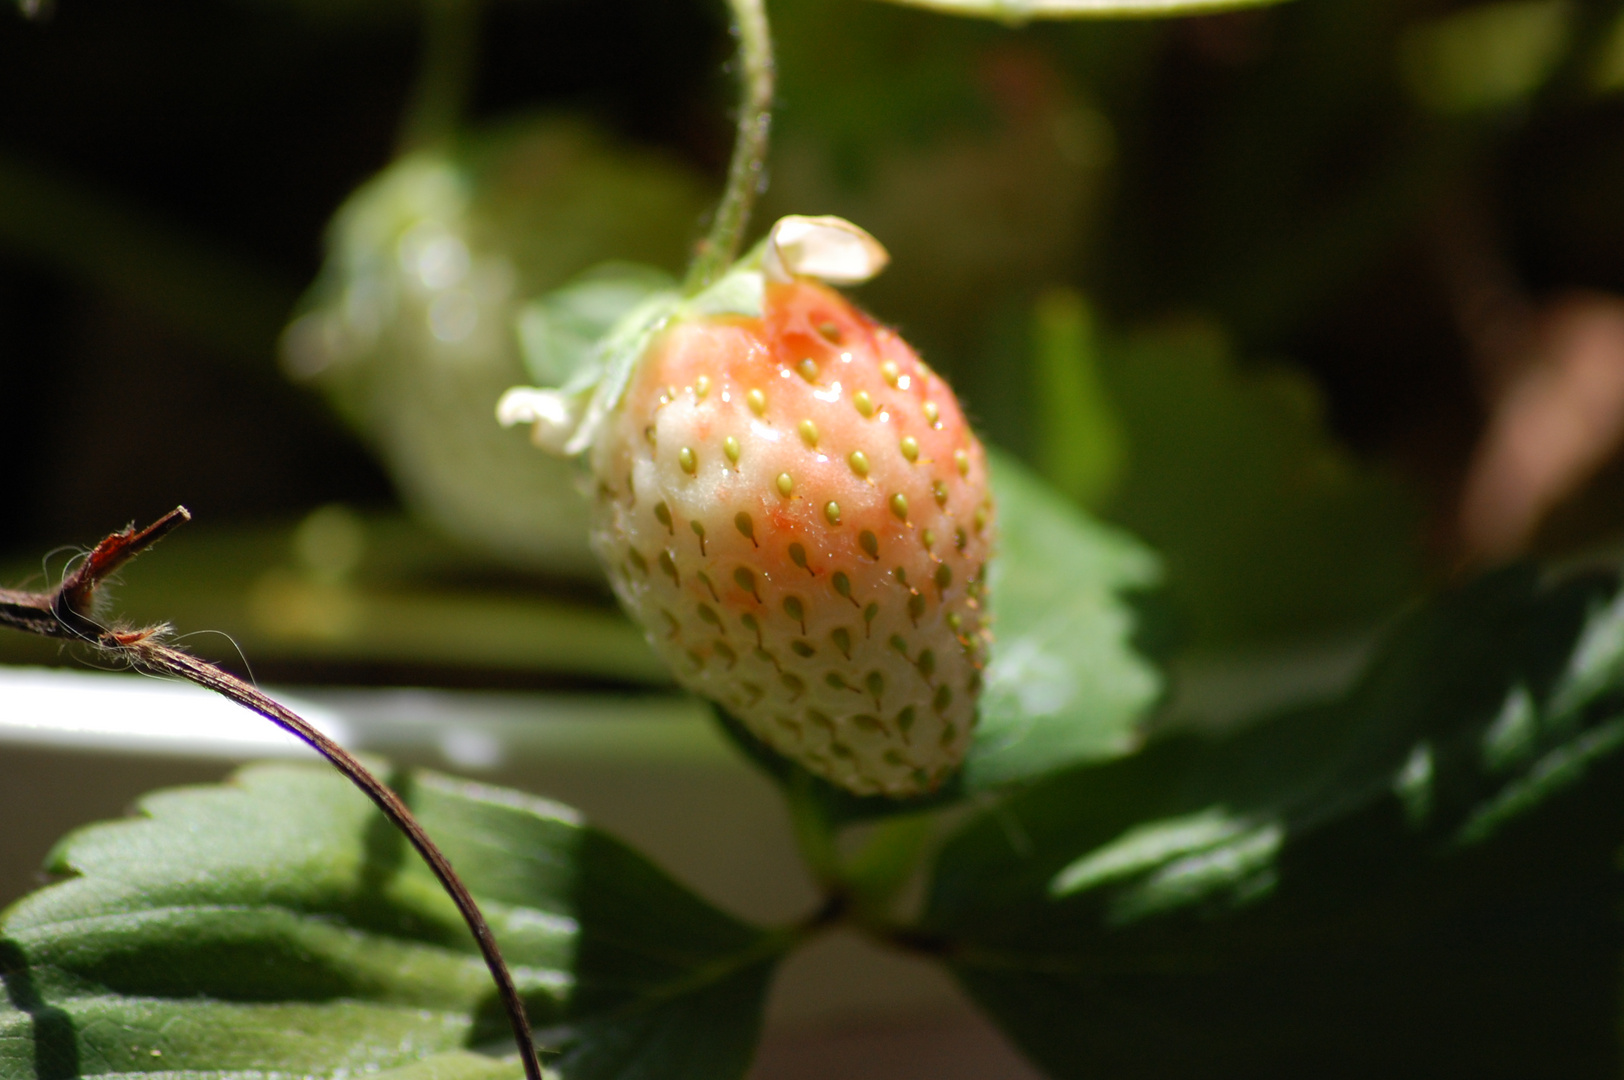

{"left": 504, "top": 218, "right": 993, "bottom": 797}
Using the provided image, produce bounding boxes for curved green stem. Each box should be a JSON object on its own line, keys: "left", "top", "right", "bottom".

{"left": 397, "top": 0, "right": 480, "bottom": 153}
{"left": 684, "top": 0, "right": 775, "bottom": 293}
{"left": 784, "top": 774, "right": 844, "bottom": 891}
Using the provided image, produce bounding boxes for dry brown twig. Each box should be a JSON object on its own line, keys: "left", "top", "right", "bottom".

{"left": 0, "top": 506, "right": 545, "bottom": 1080}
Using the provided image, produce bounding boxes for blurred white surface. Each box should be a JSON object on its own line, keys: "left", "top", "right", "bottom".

{"left": 0, "top": 665, "right": 347, "bottom": 758}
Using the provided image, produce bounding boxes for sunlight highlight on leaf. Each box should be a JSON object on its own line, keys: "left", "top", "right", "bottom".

{"left": 0, "top": 764, "right": 782, "bottom": 1080}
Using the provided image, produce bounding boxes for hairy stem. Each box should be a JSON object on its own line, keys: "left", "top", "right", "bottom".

{"left": 0, "top": 510, "right": 544, "bottom": 1080}
{"left": 684, "top": 0, "right": 774, "bottom": 293}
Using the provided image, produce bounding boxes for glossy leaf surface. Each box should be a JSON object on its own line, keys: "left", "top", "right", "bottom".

{"left": 926, "top": 562, "right": 1624, "bottom": 1076}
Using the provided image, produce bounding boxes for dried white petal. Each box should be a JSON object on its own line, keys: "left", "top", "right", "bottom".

{"left": 496, "top": 386, "right": 582, "bottom": 455}
{"left": 763, "top": 215, "right": 890, "bottom": 285}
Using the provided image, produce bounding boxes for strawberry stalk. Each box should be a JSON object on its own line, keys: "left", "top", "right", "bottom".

{"left": 684, "top": 0, "right": 775, "bottom": 293}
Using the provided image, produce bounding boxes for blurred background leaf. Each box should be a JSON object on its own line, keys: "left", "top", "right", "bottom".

{"left": 1039, "top": 306, "right": 1427, "bottom": 649}
{"left": 0, "top": 506, "right": 666, "bottom": 687}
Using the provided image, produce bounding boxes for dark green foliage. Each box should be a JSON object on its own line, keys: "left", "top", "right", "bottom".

{"left": 926, "top": 563, "right": 1624, "bottom": 1076}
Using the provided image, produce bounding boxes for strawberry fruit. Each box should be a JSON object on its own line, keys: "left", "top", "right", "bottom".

{"left": 588, "top": 272, "right": 993, "bottom": 797}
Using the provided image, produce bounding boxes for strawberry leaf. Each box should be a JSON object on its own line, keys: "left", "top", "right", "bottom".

{"left": 924, "top": 562, "right": 1624, "bottom": 1076}
{"left": 966, "top": 450, "right": 1162, "bottom": 790}
{"left": 1, "top": 763, "right": 782, "bottom": 1080}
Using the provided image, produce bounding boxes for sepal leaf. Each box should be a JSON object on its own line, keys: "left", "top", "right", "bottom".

{"left": 499, "top": 242, "right": 776, "bottom": 458}
{"left": 516, "top": 264, "right": 677, "bottom": 389}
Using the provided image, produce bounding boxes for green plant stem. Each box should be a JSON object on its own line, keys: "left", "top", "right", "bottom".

{"left": 841, "top": 815, "right": 936, "bottom": 917}
{"left": 684, "top": 0, "right": 774, "bottom": 293}
{"left": 784, "top": 774, "right": 845, "bottom": 893}
{"left": 0, "top": 510, "right": 545, "bottom": 1080}
{"left": 397, "top": 0, "right": 480, "bottom": 152}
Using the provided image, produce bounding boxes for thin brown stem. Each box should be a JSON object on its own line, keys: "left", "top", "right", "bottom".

{"left": 0, "top": 509, "right": 544, "bottom": 1080}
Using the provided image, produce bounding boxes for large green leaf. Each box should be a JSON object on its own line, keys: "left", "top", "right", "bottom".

{"left": 711, "top": 449, "right": 1161, "bottom": 821}
{"left": 0, "top": 763, "right": 782, "bottom": 1080}
{"left": 923, "top": 562, "right": 1624, "bottom": 1076}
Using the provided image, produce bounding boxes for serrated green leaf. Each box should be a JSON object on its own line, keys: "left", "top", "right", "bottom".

{"left": 710, "top": 448, "right": 1160, "bottom": 821}
{"left": 1, "top": 763, "right": 782, "bottom": 1080}
{"left": 967, "top": 450, "right": 1162, "bottom": 788}
{"left": 923, "top": 562, "right": 1624, "bottom": 1076}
